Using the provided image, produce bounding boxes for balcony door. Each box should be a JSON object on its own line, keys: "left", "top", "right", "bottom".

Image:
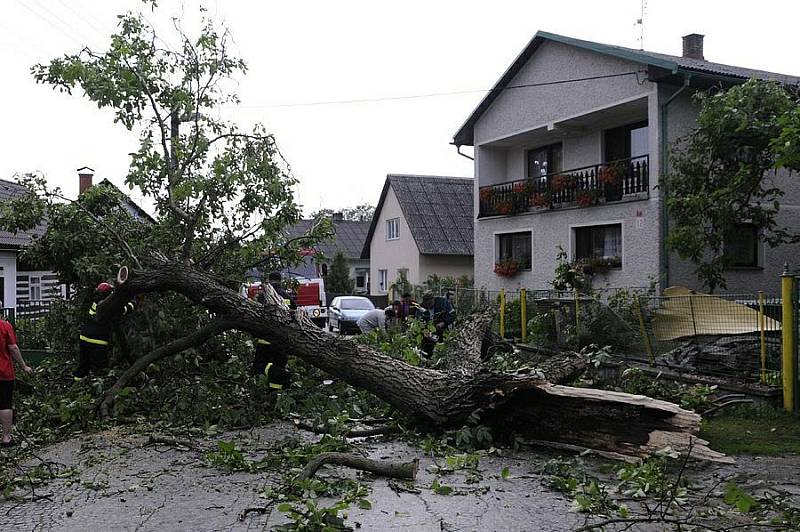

{"left": 527, "top": 143, "right": 562, "bottom": 179}
{"left": 604, "top": 121, "right": 648, "bottom": 163}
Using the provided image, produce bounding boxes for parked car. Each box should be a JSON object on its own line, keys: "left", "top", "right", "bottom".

{"left": 328, "top": 296, "right": 375, "bottom": 334}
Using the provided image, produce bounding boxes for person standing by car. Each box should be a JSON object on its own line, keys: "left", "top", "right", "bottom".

{"left": 357, "top": 307, "right": 395, "bottom": 334}
{"left": 0, "top": 316, "right": 32, "bottom": 447}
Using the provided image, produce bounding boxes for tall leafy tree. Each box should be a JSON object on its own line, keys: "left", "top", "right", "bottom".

{"left": 665, "top": 79, "right": 799, "bottom": 291}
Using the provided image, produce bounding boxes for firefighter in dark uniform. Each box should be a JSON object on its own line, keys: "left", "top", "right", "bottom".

{"left": 76, "top": 282, "right": 135, "bottom": 377}
{"left": 251, "top": 272, "right": 295, "bottom": 390}
{"left": 415, "top": 292, "right": 456, "bottom": 356}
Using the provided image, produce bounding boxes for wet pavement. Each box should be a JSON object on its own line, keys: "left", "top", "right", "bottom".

{"left": 1, "top": 422, "right": 797, "bottom": 531}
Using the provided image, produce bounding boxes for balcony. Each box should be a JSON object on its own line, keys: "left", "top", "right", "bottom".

{"left": 478, "top": 155, "right": 649, "bottom": 218}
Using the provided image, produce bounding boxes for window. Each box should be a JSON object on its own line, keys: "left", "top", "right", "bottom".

{"left": 379, "top": 269, "right": 388, "bottom": 292}
{"left": 527, "top": 143, "right": 563, "bottom": 178}
{"left": 29, "top": 276, "right": 41, "bottom": 300}
{"left": 605, "top": 121, "right": 649, "bottom": 162}
{"left": 386, "top": 218, "right": 400, "bottom": 240}
{"left": 497, "top": 232, "right": 532, "bottom": 270}
{"left": 574, "top": 224, "right": 622, "bottom": 266}
{"left": 724, "top": 224, "right": 760, "bottom": 268}
{"left": 355, "top": 271, "right": 366, "bottom": 289}
{"left": 340, "top": 298, "right": 374, "bottom": 310}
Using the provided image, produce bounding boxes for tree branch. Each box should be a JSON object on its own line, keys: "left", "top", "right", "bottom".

{"left": 97, "top": 318, "right": 239, "bottom": 418}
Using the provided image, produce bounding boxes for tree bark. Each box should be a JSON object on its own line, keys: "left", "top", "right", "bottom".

{"left": 96, "top": 259, "right": 729, "bottom": 462}
{"left": 299, "top": 452, "right": 418, "bottom": 481}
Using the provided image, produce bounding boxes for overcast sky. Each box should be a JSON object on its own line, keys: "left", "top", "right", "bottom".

{"left": 1, "top": 0, "right": 798, "bottom": 216}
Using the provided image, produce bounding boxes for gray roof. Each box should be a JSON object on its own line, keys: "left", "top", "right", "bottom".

{"left": 454, "top": 30, "right": 800, "bottom": 146}
{"left": 285, "top": 218, "right": 370, "bottom": 260}
{"left": 97, "top": 179, "right": 154, "bottom": 222}
{"left": 362, "top": 174, "right": 474, "bottom": 258}
{"left": 0, "top": 179, "right": 45, "bottom": 248}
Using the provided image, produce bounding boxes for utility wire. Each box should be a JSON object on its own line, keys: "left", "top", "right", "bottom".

{"left": 233, "top": 71, "right": 645, "bottom": 110}
{"left": 54, "top": 0, "right": 108, "bottom": 38}
{"left": 13, "top": 0, "right": 85, "bottom": 48}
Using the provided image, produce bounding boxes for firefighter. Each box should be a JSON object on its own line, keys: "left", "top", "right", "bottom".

{"left": 76, "top": 282, "right": 135, "bottom": 377}
{"left": 416, "top": 292, "right": 456, "bottom": 356}
{"left": 251, "top": 272, "right": 295, "bottom": 390}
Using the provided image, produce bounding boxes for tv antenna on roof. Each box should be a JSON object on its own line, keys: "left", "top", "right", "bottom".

{"left": 635, "top": 0, "right": 647, "bottom": 50}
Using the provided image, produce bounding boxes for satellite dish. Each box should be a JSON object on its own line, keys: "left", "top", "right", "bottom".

{"left": 117, "top": 266, "right": 129, "bottom": 285}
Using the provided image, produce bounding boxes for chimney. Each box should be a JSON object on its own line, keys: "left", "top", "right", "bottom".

{"left": 77, "top": 166, "right": 95, "bottom": 195}
{"left": 682, "top": 33, "right": 704, "bottom": 60}
{"left": 331, "top": 212, "right": 344, "bottom": 222}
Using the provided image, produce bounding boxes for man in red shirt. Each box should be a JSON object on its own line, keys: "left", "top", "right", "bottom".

{"left": 0, "top": 318, "right": 32, "bottom": 447}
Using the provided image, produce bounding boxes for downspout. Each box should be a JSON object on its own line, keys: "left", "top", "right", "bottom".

{"left": 454, "top": 144, "right": 475, "bottom": 161}
{"left": 659, "top": 73, "right": 691, "bottom": 291}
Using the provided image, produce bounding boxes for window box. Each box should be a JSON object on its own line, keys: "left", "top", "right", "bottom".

{"left": 494, "top": 259, "right": 521, "bottom": 277}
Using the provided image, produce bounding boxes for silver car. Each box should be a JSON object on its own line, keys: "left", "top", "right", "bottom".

{"left": 328, "top": 296, "right": 375, "bottom": 334}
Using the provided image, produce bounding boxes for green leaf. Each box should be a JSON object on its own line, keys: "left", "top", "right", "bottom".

{"left": 277, "top": 502, "right": 293, "bottom": 513}
{"left": 500, "top": 466, "right": 510, "bottom": 480}
{"left": 357, "top": 499, "right": 372, "bottom": 510}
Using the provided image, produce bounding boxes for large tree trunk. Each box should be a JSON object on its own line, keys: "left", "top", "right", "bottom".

{"left": 97, "top": 259, "right": 728, "bottom": 462}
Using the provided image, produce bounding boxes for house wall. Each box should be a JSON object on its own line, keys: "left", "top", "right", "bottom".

{"left": 16, "top": 271, "right": 61, "bottom": 301}
{"left": 368, "top": 186, "right": 421, "bottom": 295}
{"left": 663, "top": 88, "right": 800, "bottom": 296}
{"left": 0, "top": 251, "right": 17, "bottom": 308}
{"left": 474, "top": 41, "right": 652, "bottom": 146}
{"left": 418, "top": 255, "right": 474, "bottom": 282}
{"left": 472, "top": 41, "right": 661, "bottom": 291}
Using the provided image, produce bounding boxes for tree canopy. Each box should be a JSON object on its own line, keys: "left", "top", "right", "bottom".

{"left": 665, "top": 79, "right": 800, "bottom": 291}
{"left": 311, "top": 204, "right": 375, "bottom": 222}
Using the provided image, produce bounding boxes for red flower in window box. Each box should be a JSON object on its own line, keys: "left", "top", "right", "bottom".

{"left": 576, "top": 189, "right": 598, "bottom": 207}
{"left": 496, "top": 201, "right": 513, "bottom": 215}
{"left": 479, "top": 188, "right": 494, "bottom": 201}
{"left": 494, "top": 259, "right": 520, "bottom": 277}
{"left": 512, "top": 182, "right": 524, "bottom": 193}
{"left": 531, "top": 191, "right": 552, "bottom": 208}
{"left": 597, "top": 165, "right": 621, "bottom": 186}
{"left": 551, "top": 174, "right": 575, "bottom": 192}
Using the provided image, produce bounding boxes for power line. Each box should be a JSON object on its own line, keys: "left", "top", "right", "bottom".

{"left": 54, "top": 0, "right": 108, "bottom": 38}
{"left": 233, "top": 71, "right": 644, "bottom": 110}
{"left": 13, "top": 0, "right": 84, "bottom": 48}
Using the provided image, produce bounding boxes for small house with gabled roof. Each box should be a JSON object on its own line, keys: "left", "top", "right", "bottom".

{"left": 361, "top": 174, "right": 473, "bottom": 295}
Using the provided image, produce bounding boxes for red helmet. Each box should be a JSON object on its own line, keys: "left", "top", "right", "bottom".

{"left": 96, "top": 282, "right": 114, "bottom": 295}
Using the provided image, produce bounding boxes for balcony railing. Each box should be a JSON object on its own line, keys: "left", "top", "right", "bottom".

{"left": 478, "top": 155, "right": 649, "bottom": 218}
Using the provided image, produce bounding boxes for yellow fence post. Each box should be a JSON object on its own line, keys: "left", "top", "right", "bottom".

{"left": 520, "top": 288, "right": 527, "bottom": 342}
{"left": 781, "top": 269, "right": 795, "bottom": 413}
{"left": 499, "top": 288, "right": 506, "bottom": 338}
{"left": 759, "top": 291, "right": 767, "bottom": 385}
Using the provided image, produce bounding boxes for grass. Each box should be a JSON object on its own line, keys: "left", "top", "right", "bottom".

{"left": 700, "top": 405, "right": 800, "bottom": 455}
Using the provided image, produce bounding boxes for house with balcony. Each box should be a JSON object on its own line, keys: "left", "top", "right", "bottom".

{"left": 361, "top": 174, "right": 473, "bottom": 295}
{"left": 454, "top": 31, "right": 800, "bottom": 294}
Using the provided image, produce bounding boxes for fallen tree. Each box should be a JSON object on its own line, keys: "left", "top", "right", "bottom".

{"left": 91, "top": 258, "right": 728, "bottom": 462}
{"left": 8, "top": 4, "right": 727, "bottom": 464}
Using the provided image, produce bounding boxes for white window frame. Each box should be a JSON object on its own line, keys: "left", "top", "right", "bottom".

{"left": 378, "top": 269, "right": 388, "bottom": 292}
{"left": 569, "top": 220, "right": 625, "bottom": 269}
{"left": 492, "top": 228, "right": 534, "bottom": 272}
{"left": 386, "top": 218, "right": 400, "bottom": 240}
{"left": 29, "top": 276, "right": 41, "bottom": 300}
